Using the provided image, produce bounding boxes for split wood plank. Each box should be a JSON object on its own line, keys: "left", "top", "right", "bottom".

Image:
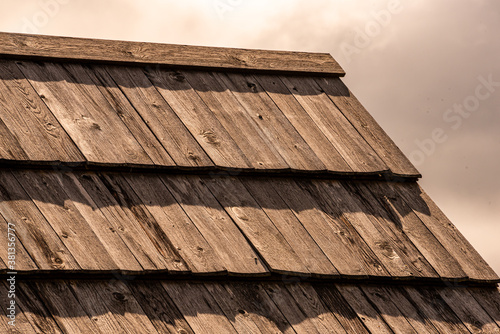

{"left": 272, "top": 178, "right": 387, "bottom": 277}
{"left": 216, "top": 72, "right": 326, "bottom": 171}
{"left": 127, "top": 280, "right": 195, "bottom": 334}
{"left": 206, "top": 282, "right": 294, "bottom": 334}
{"left": 315, "top": 76, "right": 420, "bottom": 176}
{"left": 254, "top": 74, "right": 351, "bottom": 172}
{"left": 266, "top": 283, "right": 348, "bottom": 333}
{"left": 16, "top": 61, "right": 152, "bottom": 165}
{"left": 353, "top": 181, "right": 466, "bottom": 280}
{"left": 0, "top": 32, "right": 345, "bottom": 75}
{"left": 336, "top": 284, "right": 393, "bottom": 334}
{"left": 468, "top": 287, "right": 500, "bottom": 328}
{"left": 395, "top": 182, "right": 499, "bottom": 282}
{"left": 105, "top": 65, "right": 213, "bottom": 167}
{"left": 437, "top": 287, "right": 500, "bottom": 333}
{"left": 313, "top": 284, "right": 370, "bottom": 333}
{"left": 162, "top": 282, "right": 239, "bottom": 334}
{"left": 241, "top": 177, "right": 338, "bottom": 276}
{"left": 86, "top": 64, "right": 175, "bottom": 166}
{"left": 13, "top": 170, "right": 120, "bottom": 271}
{"left": 11, "top": 281, "right": 63, "bottom": 334}
{"left": 0, "top": 213, "right": 37, "bottom": 271}
{"left": 159, "top": 175, "right": 267, "bottom": 275}
{"left": 402, "top": 286, "right": 471, "bottom": 334}
{"left": 97, "top": 173, "right": 189, "bottom": 273}
{"left": 123, "top": 173, "right": 226, "bottom": 274}
{"left": 29, "top": 280, "right": 100, "bottom": 334}
{"left": 0, "top": 170, "right": 80, "bottom": 271}
{"left": 0, "top": 281, "right": 38, "bottom": 334}
{"left": 145, "top": 67, "right": 251, "bottom": 169}
{"left": 0, "top": 60, "right": 83, "bottom": 162}
{"left": 71, "top": 280, "right": 160, "bottom": 334}
{"left": 202, "top": 175, "right": 309, "bottom": 275}
{"left": 184, "top": 70, "right": 289, "bottom": 170}
{"left": 75, "top": 172, "right": 178, "bottom": 271}
{"left": 360, "top": 285, "right": 419, "bottom": 334}
{"left": 280, "top": 75, "right": 387, "bottom": 173}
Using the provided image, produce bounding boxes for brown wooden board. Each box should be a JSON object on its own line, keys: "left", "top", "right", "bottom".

{"left": 202, "top": 175, "right": 309, "bottom": 275}
{"left": 0, "top": 116, "right": 27, "bottom": 161}
{"left": 0, "top": 213, "right": 37, "bottom": 272}
{"left": 469, "top": 287, "right": 500, "bottom": 328}
{"left": 280, "top": 75, "right": 387, "bottom": 173}
{"left": 16, "top": 61, "right": 152, "bottom": 165}
{"left": 0, "top": 32, "right": 345, "bottom": 75}
{"left": 0, "top": 60, "right": 83, "bottom": 162}
{"left": 0, "top": 281, "right": 37, "bottom": 333}
{"left": 0, "top": 170, "right": 80, "bottom": 271}
{"left": 159, "top": 175, "right": 268, "bottom": 275}
{"left": 105, "top": 65, "right": 213, "bottom": 167}
{"left": 315, "top": 76, "right": 420, "bottom": 177}
{"left": 184, "top": 70, "right": 289, "bottom": 170}
{"left": 254, "top": 74, "right": 351, "bottom": 172}
{"left": 216, "top": 72, "right": 326, "bottom": 171}
{"left": 145, "top": 67, "right": 252, "bottom": 169}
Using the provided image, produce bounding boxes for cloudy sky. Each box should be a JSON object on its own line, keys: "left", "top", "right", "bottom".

{"left": 1, "top": 0, "right": 499, "bottom": 273}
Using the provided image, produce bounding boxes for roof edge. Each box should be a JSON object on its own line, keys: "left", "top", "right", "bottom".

{"left": 0, "top": 32, "right": 345, "bottom": 76}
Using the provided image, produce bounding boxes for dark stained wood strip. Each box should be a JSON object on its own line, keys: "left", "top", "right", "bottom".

{"left": 105, "top": 65, "right": 213, "bottom": 167}
{"left": 123, "top": 173, "right": 226, "bottom": 274}
{"left": 216, "top": 72, "right": 327, "bottom": 171}
{"left": 254, "top": 74, "right": 351, "bottom": 172}
{"left": 184, "top": 70, "right": 289, "bottom": 170}
{"left": 281, "top": 75, "right": 387, "bottom": 173}
{"left": 159, "top": 175, "right": 268, "bottom": 275}
{"left": 162, "top": 282, "right": 239, "bottom": 334}
{"left": 0, "top": 213, "right": 38, "bottom": 271}
{"left": 0, "top": 60, "right": 84, "bottom": 162}
{"left": 16, "top": 61, "right": 152, "bottom": 165}
{"left": 0, "top": 170, "right": 80, "bottom": 271}
{"left": 241, "top": 177, "right": 339, "bottom": 276}
{"left": 0, "top": 32, "right": 345, "bottom": 75}
{"left": 315, "top": 76, "right": 420, "bottom": 177}
{"left": 145, "top": 67, "right": 252, "bottom": 169}
{"left": 202, "top": 175, "right": 309, "bottom": 275}
{"left": 395, "top": 182, "right": 499, "bottom": 282}
{"left": 468, "top": 287, "right": 500, "bottom": 328}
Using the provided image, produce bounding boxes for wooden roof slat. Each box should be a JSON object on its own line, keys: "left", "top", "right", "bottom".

{"left": 0, "top": 32, "right": 345, "bottom": 76}
{"left": 0, "top": 213, "right": 38, "bottom": 272}
{"left": 0, "top": 282, "right": 38, "bottom": 334}
{"left": 0, "top": 116, "right": 28, "bottom": 160}
{"left": 468, "top": 287, "right": 500, "bottom": 328}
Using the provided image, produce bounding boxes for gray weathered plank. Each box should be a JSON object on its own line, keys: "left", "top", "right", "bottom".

{"left": 0, "top": 32, "right": 345, "bottom": 75}
{"left": 315, "top": 76, "right": 420, "bottom": 176}
{"left": 281, "top": 75, "right": 387, "bottom": 173}
{"left": 105, "top": 65, "right": 213, "bottom": 167}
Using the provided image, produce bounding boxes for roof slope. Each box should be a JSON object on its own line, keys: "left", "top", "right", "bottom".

{"left": 0, "top": 33, "right": 498, "bottom": 333}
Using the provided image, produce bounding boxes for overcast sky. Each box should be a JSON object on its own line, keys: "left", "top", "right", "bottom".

{"left": 1, "top": 0, "right": 499, "bottom": 274}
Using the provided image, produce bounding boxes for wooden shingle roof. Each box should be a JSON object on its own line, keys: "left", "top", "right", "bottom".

{"left": 0, "top": 33, "right": 499, "bottom": 333}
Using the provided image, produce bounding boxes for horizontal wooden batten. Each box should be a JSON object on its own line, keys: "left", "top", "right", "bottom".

{"left": 0, "top": 32, "right": 345, "bottom": 76}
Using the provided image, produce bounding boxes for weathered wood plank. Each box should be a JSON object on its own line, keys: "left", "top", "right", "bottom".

{"left": 0, "top": 32, "right": 345, "bottom": 75}
{"left": 184, "top": 70, "right": 289, "bottom": 170}
{"left": 159, "top": 175, "right": 267, "bottom": 275}
{"left": 0, "top": 60, "right": 83, "bottom": 162}
{"left": 16, "top": 61, "right": 152, "bottom": 165}
{"left": 0, "top": 213, "right": 38, "bottom": 271}
{"left": 0, "top": 281, "right": 37, "bottom": 333}
{"left": 468, "top": 287, "right": 500, "bottom": 328}
{"left": 351, "top": 181, "right": 466, "bottom": 280}
{"left": 127, "top": 281, "right": 194, "bottom": 334}
{"left": 123, "top": 173, "right": 226, "bottom": 273}
{"left": 86, "top": 65, "right": 175, "bottom": 166}
{"left": 163, "top": 282, "right": 238, "bottom": 334}
{"left": 313, "top": 284, "right": 370, "bottom": 333}
{"left": 266, "top": 283, "right": 348, "bottom": 333}
{"left": 241, "top": 178, "right": 338, "bottom": 276}
{"left": 216, "top": 72, "right": 326, "bottom": 171}
{"left": 395, "top": 182, "right": 499, "bottom": 282}
{"left": 281, "top": 75, "right": 387, "bottom": 173}
{"left": 13, "top": 170, "right": 120, "bottom": 271}
{"left": 105, "top": 65, "right": 213, "bottom": 167}
{"left": 145, "top": 67, "right": 252, "bottom": 169}
{"left": 0, "top": 170, "right": 80, "bottom": 271}
{"left": 315, "top": 76, "right": 420, "bottom": 176}
{"left": 0, "top": 117, "right": 27, "bottom": 160}
{"left": 272, "top": 178, "right": 386, "bottom": 277}
{"left": 206, "top": 282, "right": 295, "bottom": 334}
{"left": 202, "top": 175, "right": 308, "bottom": 275}
{"left": 254, "top": 74, "right": 351, "bottom": 172}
